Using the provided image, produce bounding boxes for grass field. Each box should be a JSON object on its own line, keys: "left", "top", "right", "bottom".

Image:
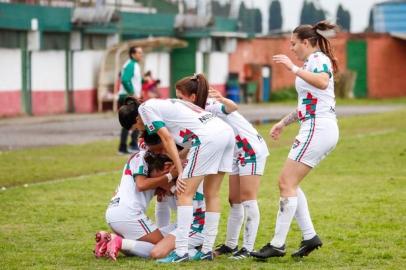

{"left": 1, "top": 109, "right": 405, "bottom": 269}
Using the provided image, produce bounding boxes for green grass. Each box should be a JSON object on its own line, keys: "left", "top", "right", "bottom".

{"left": 1, "top": 110, "right": 406, "bottom": 269}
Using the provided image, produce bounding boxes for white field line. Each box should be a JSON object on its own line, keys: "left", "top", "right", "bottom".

{"left": 1, "top": 170, "right": 120, "bottom": 191}
{"left": 1, "top": 128, "right": 400, "bottom": 191}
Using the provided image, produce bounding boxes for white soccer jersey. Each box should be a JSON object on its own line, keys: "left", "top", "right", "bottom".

{"left": 205, "top": 98, "right": 269, "bottom": 166}
{"left": 106, "top": 151, "right": 155, "bottom": 222}
{"left": 190, "top": 183, "right": 206, "bottom": 234}
{"left": 295, "top": 51, "right": 337, "bottom": 122}
{"left": 138, "top": 98, "right": 229, "bottom": 148}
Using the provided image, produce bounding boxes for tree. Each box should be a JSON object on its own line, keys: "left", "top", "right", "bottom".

{"left": 336, "top": 4, "right": 351, "bottom": 31}
{"left": 300, "top": 0, "right": 326, "bottom": 25}
{"left": 269, "top": 0, "right": 283, "bottom": 32}
{"left": 238, "top": 2, "right": 262, "bottom": 34}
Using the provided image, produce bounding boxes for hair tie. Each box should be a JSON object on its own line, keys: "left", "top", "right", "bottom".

{"left": 191, "top": 73, "right": 198, "bottom": 80}
{"left": 316, "top": 28, "right": 336, "bottom": 38}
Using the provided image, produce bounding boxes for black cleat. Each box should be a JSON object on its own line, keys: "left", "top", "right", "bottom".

{"left": 291, "top": 235, "right": 323, "bottom": 258}
{"left": 214, "top": 244, "right": 238, "bottom": 256}
{"left": 250, "top": 243, "right": 286, "bottom": 259}
{"left": 229, "top": 247, "right": 250, "bottom": 260}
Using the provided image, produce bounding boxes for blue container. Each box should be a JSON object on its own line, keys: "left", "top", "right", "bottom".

{"left": 227, "top": 86, "right": 240, "bottom": 103}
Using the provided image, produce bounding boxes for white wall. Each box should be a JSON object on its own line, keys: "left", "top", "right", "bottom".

{"left": 208, "top": 52, "right": 228, "bottom": 85}
{"left": 31, "top": 51, "right": 66, "bottom": 92}
{"left": 0, "top": 49, "right": 21, "bottom": 91}
{"left": 73, "top": 50, "right": 104, "bottom": 91}
{"left": 144, "top": 52, "right": 170, "bottom": 87}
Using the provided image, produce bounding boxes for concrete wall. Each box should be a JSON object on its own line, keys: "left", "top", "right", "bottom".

{"left": 208, "top": 52, "right": 228, "bottom": 94}
{"left": 31, "top": 51, "right": 66, "bottom": 115}
{"left": 0, "top": 49, "right": 21, "bottom": 116}
{"left": 73, "top": 51, "right": 104, "bottom": 113}
{"left": 144, "top": 52, "right": 170, "bottom": 98}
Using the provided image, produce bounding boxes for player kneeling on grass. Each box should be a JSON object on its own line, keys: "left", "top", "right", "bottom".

{"left": 94, "top": 133, "right": 177, "bottom": 260}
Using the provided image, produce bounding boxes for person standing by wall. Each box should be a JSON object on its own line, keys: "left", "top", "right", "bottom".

{"left": 117, "top": 46, "right": 143, "bottom": 154}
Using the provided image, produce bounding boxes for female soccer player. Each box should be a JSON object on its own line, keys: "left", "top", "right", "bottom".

{"left": 251, "top": 20, "right": 340, "bottom": 259}
{"left": 175, "top": 74, "right": 269, "bottom": 260}
{"left": 118, "top": 96, "right": 235, "bottom": 262}
{"left": 94, "top": 134, "right": 176, "bottom": 260}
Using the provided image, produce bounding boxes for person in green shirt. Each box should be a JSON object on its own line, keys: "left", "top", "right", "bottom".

{"left": 118, "top": 46, "right": 143, "bottom": 154}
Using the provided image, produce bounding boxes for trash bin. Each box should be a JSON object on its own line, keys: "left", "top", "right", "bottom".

{"left": 246, "top": 81, "right": 257, "bottom": 103}
{"left": 226, "top": 74, "right": 240, "bottom": 103}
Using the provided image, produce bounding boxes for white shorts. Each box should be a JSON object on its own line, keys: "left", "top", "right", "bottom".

{"left": 288, "top": 117, "right": 339, "bottom": 168}
{"left": 169, "top": 229, "right": 204, "bottom": 248}
{"left": 182, "top": 126, "right": 234, "bottom": 179}
{"left": 231, "top": 138, "right": 269, "bottom": 176}
{"left": 108, "top": 216, "right": 158, "bottom": 240}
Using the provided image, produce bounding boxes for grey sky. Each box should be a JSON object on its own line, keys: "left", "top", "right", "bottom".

{"left": 238, "top": 0, "right": 387, "bottom": 33}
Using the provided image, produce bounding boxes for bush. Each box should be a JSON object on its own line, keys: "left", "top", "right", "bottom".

{"left": 270, "top": 86, "right": 297, "bottom": 101}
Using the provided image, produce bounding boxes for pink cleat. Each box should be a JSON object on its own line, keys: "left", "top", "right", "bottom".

{"left": 94, "top": 231, "right": 111, "bottom": 258}
{"left": 106, "top": 234, "right": 123, "bottom": 261}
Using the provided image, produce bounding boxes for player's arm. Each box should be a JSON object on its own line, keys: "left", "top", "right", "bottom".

{"left": 209, "top": 87, "right": 238, "bottom": 114}
{"left": 135, "top": 174, "right": 170, "bottom": 192}
{"left": 273, "top": 54, "right": 329, "bottom": 90}
{"left": 156, "top": 127, "right": 183, "bottom": 179}
{"left": 269, "top": 110, "right": 298, "bottom": 141}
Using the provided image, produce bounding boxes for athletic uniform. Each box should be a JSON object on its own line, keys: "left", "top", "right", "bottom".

{"left": 105, "top": 151, "right": 158, "bottom": 240}
{"left": 205, "top": 98, "right": 269, "bottom": 176}
{"left": 138, "top": 98, "right": 235, "bottom": 178}
{"left": 288, "top": 51, "right": 339, "bottom": 168}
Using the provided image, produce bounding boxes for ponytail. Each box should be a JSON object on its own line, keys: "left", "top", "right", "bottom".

{"left": 294, "top": 20, "right": 339, "bottom": 74}
{"left": 175, "top": 73, "right": 209, "bottom": 109}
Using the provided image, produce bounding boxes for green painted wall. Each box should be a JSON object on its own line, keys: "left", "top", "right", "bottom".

{"left": 170, "top": 39, "right": 197, "bottom": 97}
{"left": 347, "top": 40, "right": 368, "bottom": 98}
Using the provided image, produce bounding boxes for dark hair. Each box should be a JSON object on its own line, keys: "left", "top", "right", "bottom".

{"left": 144, "top": 152, "right": 172, "bottom": 176}
{"left": 129, "top": 46, "right": 141, "bottom": 60}
{"left": 118, "top": 97, "right": 140, "bottom": 130}
{"left": 175, "top": 73, "right": 209, "bottom": 109}
{"left": 141, "top": 131, "right": 161, "bottom": 145}
{"left": 293, "top": 20, "right": 339, "bottom": 74}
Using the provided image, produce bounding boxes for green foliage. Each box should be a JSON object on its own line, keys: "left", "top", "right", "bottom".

{"left": 270, "top": 87, "right": 297, "bottom": 101}
{"left": 269, "top": 0, "right": 283, "bottom": 32}
{"left": 336, "top": 4, "right": 351, "bottom": 31}
{"left": 1, "top": 110, "right": 406, "bottom": 269}
{"left": 300, "top": 0, "right": 326, "bottom": 25}
{"left": 238, "top": 2, "right": 262, "bottom": 34}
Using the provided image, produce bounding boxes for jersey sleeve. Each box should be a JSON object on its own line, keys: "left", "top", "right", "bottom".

{"left": 129, "top": 151, "right": 149, "bottom": 177}
{"left": 205, "top": 98, "right": 228, "bottom": 116}
{"left": 138, "top": 100, "right": 166, "bottom": 134}
{"left": 307, "top": 53, "right": 333, "bottom": 78}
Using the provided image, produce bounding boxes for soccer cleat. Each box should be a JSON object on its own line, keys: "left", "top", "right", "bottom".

{"left": 250, "top": 243, "right": 286, "bottom": 259}
{"left": 156, "top": 251, "right": 189, "bottom": 263}
{"left": 214, "top": 244, "right": 238, "bottom": 256}
{"left": 291, "top": 235, "right": 323, "bottom": 258}
{"left": 229, "top": 247, "right": 250, "bottom": 260}
{"left": 105, "top": 234, "right": 123, "bottom": 261}
{"left": 190, "top": 250, "right": 214, "bottom": 261}
{"left": 93, "top": 231, "right": 111, "bottom": 258}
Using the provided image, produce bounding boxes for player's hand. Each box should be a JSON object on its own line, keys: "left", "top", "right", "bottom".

{"left": 269, "top": 121, "right": 284, "bottom": 141}
{"left": 208, "top": 87, "right": 223, "bottom": 101}
{"left": 176, "top": 173, "right": 186, "bottom": 194}
{"left": 169, "top": 165, "right": 178, "bottom": 177}
{"left": 273, "top": 54, "right": 294, "bottom": 71}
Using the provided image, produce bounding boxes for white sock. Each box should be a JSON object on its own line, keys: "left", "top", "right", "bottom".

{"left": 121, "top": 239, "right": 155, "bottom": 258}
{"left": 188, "top": 248, "right": 198, "bottom": 258}
{"left": 201, "top": 212, "right": 221, "bottom": 254}
{"left": 155, "top": 200, "right": 171, "bottom": 228}
{"left": 270, "top": 197, "right": 298, "bottom": 248}
{"left": 225, "top": 203, "right": 244, "bottom": 249}
{"left": 242, "top": 200, "right": 260, "bottom": 252}
{"left": 175, "top": 205, "right": 194, "bottom": 256}
{"left": 295, "top": 187, "right": 316, "bottom": 240}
